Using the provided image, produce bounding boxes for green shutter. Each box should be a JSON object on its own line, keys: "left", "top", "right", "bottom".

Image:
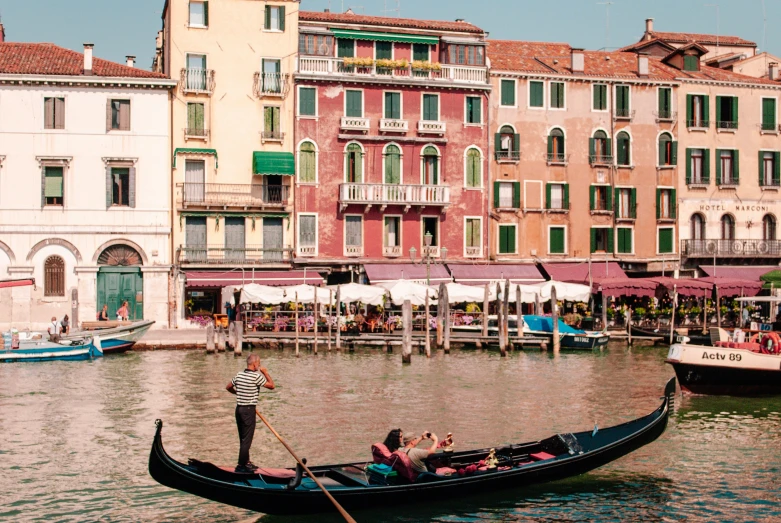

{"left": 279, "top": 5, "right": 285, "bottom": 30}
{"left": 658, "top": 88, "right": 669, "bottom": 114}
{"left": 686, "top": 149, "right": 692, "bottom": 184}
{"left": 589, "top": 138, "right": 596, "bottom": 161}
{"left": 593, "top": 85, "right": 600, "bottom": 110}
{"left": 659, "top": 229, "right": 673, "bottom": 254}
{"left": 264, "top": 5, "right": 271, "bottom": 29}
{"left": 658, "top": 138, "right": 665, "bottom": 166}
{"left": 589, "top": 186, "right": 595, "bottom": 210}
{"left": 759, "top": 151, "right": 765, "bottom": 186}
{"left": 734, "top": 150, "right": 740, "bottom": 184}
{"left": 550, "top": 227, "right": 565, "bottom": 254}
{"left": 545, "top": 183, "right": 552, "bottom": 209}
{"left": 499, "top": 226, "right": 508, "bottom": 254}
{"left": 607, "top": 228, "right": 614, "bottom": 253}
{"left": 716, "top": 96, "right": 722, "bottom": 126}
{"left": 508, "top": 226, "right": 516, "bottom": 254}
{"left": 530, "top": 81, "right": 543, "bottom": 107}
{"left": 775, "top": 152, "right": 781, "bottom": 185}
{"left": 670, "top": 189, "right": 677, "bottom": 218}
{"left": 686, "top": 94, "right": 693, "bottom": 124}
{"left": 630, "top": 188, "right": 637, "bottom": 218}
{"left": 613, "top": 188, "right": 619, "bottom": 214}
{"left": 715, "top": 149, "right": 722, "bottom": 185}
{"left": 547, "top": 135, "right": 553, "bottom": 157}
{"left": 412, "top": 43, "right": 429, "bottom": 61}
{"left": 375, "top": 41, "right": 392, "bottom": 59}
{"left": 473, "top": 97, "right": 482, "bottom": 123}
{"left": 656, "top": 189, "right": 661, "bottom": 219}
{"left": 703, "top": 96, "right": 710, "bottom": 126}
{"left": 337, "top": 39, "right": 354, "bottom": 58}
{"left": 671, "top": 141, "right": 678, "bottom": 165}
{"left": 203, "top": 1, "right": 209, "bottom": 26}
{"left": 493, "top": 181, "right": 501, "bottom": 208}
{"left": 605, "top": 187, "right": 612, "bottom": 211}
{"left": 703, "top": 148, "right": 711, "bottom": 183}
{"left": 501, "top": 80, "right": 515, "bottom": 106}
{"left": 563, "top": 184, "right": 569, "bottom": 209}
{"left": 606, "top": 138, "right": 612, "bottom": 157}
{"left": 512, "top": 182, "right": 521, "bottom": 209}
{"left": 513, "top": 134, "right": 520, "bottom": 156}
{"left": 300, "top": 87, "right": 315, "bottom": 116}
{"left": 590, "top": 228, "right": 597, "bottom": 253}
{"left": 423, "top": 94, "right": 438, "bottom": 121}
{"left": 732, "top": 96, "right": 738, "bottom": 126}
{"left": 494, "top": 133, "right": 502, "bottom": 157}
{"left": 346, "top": 90, "right": 362, "bottom": 117}
{"left": 763, "top": 98, "right": 777, "bottom": 129}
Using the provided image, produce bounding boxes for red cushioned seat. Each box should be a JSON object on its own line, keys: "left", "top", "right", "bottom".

{"left": 371, "top": 443, "right": 393, "bottom": 466}
{"left": 391, "top": 450, "right": 418, "bottom": 482}
{"left": 530, "top": 451, "right": 556, "bottom": 461}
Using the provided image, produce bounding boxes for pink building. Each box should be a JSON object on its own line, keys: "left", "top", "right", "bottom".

{"left": 294, "top": 10, "right": 490, "bottom": 283}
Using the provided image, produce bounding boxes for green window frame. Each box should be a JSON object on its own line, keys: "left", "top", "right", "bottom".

{"left": 590, "top": 228, "right": 614, "bottom": 254}
{"left": 422, "top": 94, "right": 439, "bottom": 121}
{"left": 593, "top": 84, "right": 607, "bottom": 111}
{"left": 529, "top": 81, "right": 544, "bottom": 108}
{"left": 384, "top": 92, "right": 401, "bottom": 119}
{"left": 337, "top": 39, "right": 354, "bottom": 58}
{"left": 758, "top": 151, "right": 781, "bottom": 187}
{"left": 263, "top": 106, "right": 281, "bottom": 134}
{"left": 345, "top": 89, "right": 363, "bottom": 117}
{"left": 658, "top": 228, "right": 674, "bottom": 254}
{"left": 298, "top": 142, "right": 316, "bottom": 183}
{"left": 589, "top": 185, "right": 612, "bottom": 212}
{"left": 498, "top": 224, "right": 517, "bottom": 254}
{"left": 465, "top": 148, "right": 482, "bottom": 188}
{"left": 264, "top": 5, "right": 285, "bottom": 31}
{"left": 492, "top": 181, "right": 520, "bottom": 209}
{"left": 375, "top": 41, "right": 392, "bottom": 60}
{"left": 189, "top": 1, "right": 209, "bottom": 27}
{"left": 658, "top": 133, "right": 677, "bottom": 166}
{"left": 550, "top": 82, "right": 565, "bottom": 109}
{"left": 545, "top": 183, "right": 569, "bottom": 210}
{"left": 384, "top": 144, "right": 401, "bottom": 184}
{"left": 614, "top": 188, "right": 636, "bottom": 219}
{"left": 299, "top": 87, "right": 316, "bottom": 116}
{"left": 655, "top": 188, "right": 677, "bottom": 219}
{"left": 715, "top": 149, "right": 740, "bottom": 185}
{"left": 465, "top": 218, "right": 482, "bottom": 249}
{"left": 500, "top": 79, "right": 516, "bottom": 106}
{"left": 715, "top": 96, "right": 739, "bottom": 129}
{"left": 686, "top": 94, "right": 710, "bottom": 127}
{"left": 466, "top": 96, "right": 482, "bottom": 124}
{"left": 549, "top": 227, "right": 566, "bottom": 254}
{"left": 548, "top": 128, "right": 565, "bottom": 162}
{"left": 345, "top": 143, "right": 363, "bottom": 183}
{"left": 187, "top": 102, "right": 205, "bottom": 133}
{"left": 412, "top": 43, "right": 429, "bottom": 61}
{"left": 683, "top": 55, "right": 699, "bottom": 71}
{"left": 615, "top": 85, "right": 630, "bottom": 116}
{"left": 616, "top": 131, "right": 631, "bottom": 166}
{"left": 43, "top": 166, "right": 64, "bottom": 206}
{"left": 616, "top": 228, "right": 633, "bottom": 254}
{"left": 658, "top": 87, "right": 672, "bottom": 119}
{"left": 762, "top": 98, "right": 777, "bottom": 131}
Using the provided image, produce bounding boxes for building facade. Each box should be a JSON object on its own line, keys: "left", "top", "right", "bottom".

{"left": 0, "top": 43, "right": 175, "bottom": 330}
{"left": 294, "top": 10, "right": 491, "bottom": 283}
{"left": 154, "top": 0, "right": 301, "bottom": 322}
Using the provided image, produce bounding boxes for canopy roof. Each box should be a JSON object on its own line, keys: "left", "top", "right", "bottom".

{"left": 448, "top": 264, "right": 544, "bottom": 284}
{"left": 239, "top": 284, "right": 286, "bottom": 305}
{"left": 377, "top": 280, "right": 438, "bottom": 306}
{"left": 184, "top": 270, "right": 324, "bottom": 288}
{"left": 326, "top": 283, "right": 387, "bottom": 306}
{"left": 701, "top": 277, "right": 763, "bottom": 297}
{"left": 700, "top": 265, "right": 779, "bottom": 281}
{"left": 330, "top": 29, "right": 439, "bottom": 45}
{"left": 541, "top": 262, "right": 627, "bottom": 285}
{"left": 252, "top": 152, "right": 295, "bottom": 175}
{"left": 364, "top": 264, "right": 451, "bottom": 284}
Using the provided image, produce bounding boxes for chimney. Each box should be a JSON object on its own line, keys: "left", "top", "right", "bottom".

{"left": 83, "top": 43, "right": 94, "bottom": 76}
{"left": 455, "top": 18, "right": 465, "bottom": 23}
{"left": 126, "top": 55, "right": 135, "bottom": 68}
{"left": 324, "top": 8, "right": 330, "bottom": 12}
{"left": 571, "top": 48, "right": 585, "bottom": 73}
{"left": 769, "top": 62, "right": 779, "bottom": 81}
{"left": 645, "top": 18, "right": 654, "bottom": 38}
{"left": 638, "top": 53, "right": 649, "bottom": 77}
{"left": 0, "top": 23, "right": 5, "bottom": 43}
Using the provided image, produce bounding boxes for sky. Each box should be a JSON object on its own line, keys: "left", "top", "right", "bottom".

{"left": 0, "top": 0, "right": 777, "bottom": 69}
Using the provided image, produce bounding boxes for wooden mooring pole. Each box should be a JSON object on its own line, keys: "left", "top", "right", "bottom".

{"left": 234, "top": 321, "right": 243, "bottom": 356}
{"left": 335, "top": 287, "right": 341, "bottom": 351}
{"left": 482, "top": 283, "right": 490, "bottom": 339}
{"left": 313, "top": 289, "right": 319, "bottom": 355}
{"left": 216, "top": 327, "right": 226, "bottom": 352}
{"left": 496, "top": 282, "right": 506, "bottom": 357}
{"left": 328, "top": 290, "right": 333, "bottom": 352}
{"left": 627, "top": 307, "right": 632, "bottom": 346}
{"left": 442, "top": 285, "right": 450, "bottom": 354}
{"left": 436, "top": 283, "right": 445, "bottom": 349}
{"left": 552, "top": 285, "right": 560, "bottom": 352}
{"left": 206, "top": 323, "right": 215, "bottom": 354}
{"left": 424, "top": 292, "right": 431, "bottom": 358}
{"left": 402, "top": 299, "right": 412, "bottom": 364}
{"left": 502, "top": 279, "right": 510, "bottom": 355}
{"left": 295, "top": 292, "right": 300, "bottom": 358}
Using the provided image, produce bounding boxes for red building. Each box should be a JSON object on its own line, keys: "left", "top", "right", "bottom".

{"left": 294, "top": 10, "right": 490, "bottom": 283}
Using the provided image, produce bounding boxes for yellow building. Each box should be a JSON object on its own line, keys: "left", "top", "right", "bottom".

{"left": 154, "top": 0, "right": 300, "bottom": 323}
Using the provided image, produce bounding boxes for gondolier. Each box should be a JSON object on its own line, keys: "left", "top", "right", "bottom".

{"left": 226, "top": 354, "right": 275, "bottom": 473}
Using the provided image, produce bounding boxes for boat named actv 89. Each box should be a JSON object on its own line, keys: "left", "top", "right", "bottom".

{"left": 666, "top": 340, "right": 781, "bottom": 396}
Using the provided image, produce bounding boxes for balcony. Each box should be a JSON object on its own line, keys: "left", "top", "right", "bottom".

{"left": 253, "top": 72, "right": 290, "bottom": 98}
{"left": 180, "top": 68, "right": 215, "bottom": 94}
{"left": 177, "top": 183, "right": 289, "bottom": 210}
{"left": 417, "top": 120, "right": 446, "bottom": 134}
{"left": 339, "top": 183, "right": 450, "bottom": 213}
{"left": 261, "top": 130, "right": 285, "bottom": 143}
{"left": 297, "top": 245, "right": 317, "bottom": 257}
{"left": 379, "top": 118, "right": 409, "bottom": 133}
{"left": 589, "top": 155, "right": 614, "bottom": 166}
{"left": 296, "top": 56, "right": 489, "bottom": 86}
{"left": 654, "top": 110, "right": 677, "bottom": 122}
{"left": 717, "top": 120, "right": 738, "bottom": 131}
{"left": 546, "top": 153, "right": 569, "bottom": 166}
{"left": 345, "top": 245, "right": 363, "bottom": 257}
{"left": 383, "top": 245, "right": 402, "bottom": 257}
{"left": 495, "top": 150, "right": 520, "bottom": 162}
{"left": 177, "top": 245, "right": 293, "bottom": 265}
{"left": 615, "top": 204, "right": 637, "bottom": 221}
{"left": 341, "top": 116, "right": 370, "bottom": 133}
{"left": 465, "top": 246, "right": 481, "bottom": 258}
{"left": 614, "top": 109, "right": 635, "bottom": 121}
{"left": 184, "top": 127, "right": 209, "bottom": 140}
{"left": 682, "top": 239, "right": 781, "bottom": 258}
{"left": 686, "top": 119, "right": 710, "bottom": 130}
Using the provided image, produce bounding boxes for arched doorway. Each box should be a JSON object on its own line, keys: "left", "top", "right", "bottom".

{"left": 96, "top": 244, "right": 144, "bottom": 320}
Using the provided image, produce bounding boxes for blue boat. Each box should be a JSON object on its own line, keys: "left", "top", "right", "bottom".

{"left": 0, "top": 336, "right": 103, "bottom": 362}
{"left": 62, "top": 320, "right": 154, "bottom": 354}
{"left": 522, "top": 315, "right": 609, "bottom": 350}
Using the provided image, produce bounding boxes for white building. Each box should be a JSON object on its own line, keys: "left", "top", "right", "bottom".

{"left": 0, "top": 42, "right": 176, "bottom": 330}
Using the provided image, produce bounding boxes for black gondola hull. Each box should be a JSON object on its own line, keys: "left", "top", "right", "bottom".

{"left": 149, "top": 379, "right": 674, "bottom": 516}
{"left": 629, "top": 325, "right": 711, "bottom": 346}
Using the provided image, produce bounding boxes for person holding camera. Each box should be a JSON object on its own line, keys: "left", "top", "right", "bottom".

{"left": 401, "top": 430, "right": 439, "bottom": 474}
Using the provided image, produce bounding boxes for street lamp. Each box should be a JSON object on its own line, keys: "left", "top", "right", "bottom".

{"left": 409, "top": 232, "right": 447, "bottom": 285}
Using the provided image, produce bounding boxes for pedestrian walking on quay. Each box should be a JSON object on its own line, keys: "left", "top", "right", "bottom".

{"left": 226, "top": 353, "right": 275, "bottom": 473}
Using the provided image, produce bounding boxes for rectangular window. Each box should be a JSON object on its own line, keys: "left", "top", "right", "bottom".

{"left": 264, "top": 5, "right": 285, "bottom": 31}
{"left": 109, "top": 99, "right": 131, "bottom": 131}
{"left": 500, "top": 79, "right": 515, "bottom": 106}
{"left": 549, "top": 227, "right": 566, "bottom": 254}
{"left": 337, "top": 39, "right": 354, "bottom": 58}
{"left": 299, "top": 87, "right": 316, "bottom": 116}
{"left": 683, "top": 55, "right": 699, "bottom": 71}
{"left": 657, "top": 188, "right": 675, "bottom": 219}
{"left": 345, "top": 90, "right": 363, "bottom": 117}
{"left": 687, "top": 94, "right": 709, "bottom": 127}
{"left": 658, "top": 228, "right": 674, "bottom": 254}
{"left": 299, "top": 34, "right": 334, "bottom": 56}
{"left": 615, "top": 85, "right": 630, "bottom": 117}
{"left": 616, "top": 228, "right": 633, "bottom": 254}
{"left": 687, "top": 148, "right": 709, "bottom": 184}
{"left": 422, "top": 217, "right": 439, "bottom": 249}
{"left": 298, "top": 214, "right": 317, "bottom": 254}
{"left": 498, "top": 181, "right": 514, "bottom": 208}
{"left": 446, "top": 44, "right": 484, "bottom": 65}
{"left": 717, "top": 149, "right": 739, "bottom": 185}
{"left": 465, "top": 96, "right": 481, "bottom": 124}
{"left": 385, "top": 92, "right": 401, "bottom": 119}
{"left": 263, "top": 106, "right": 281, "bottom": 137}
{"left": 760, "top": 151, "right": 780, "bottom": 187}
{"left": 110, "top": 167, "right": 130, "bottom": 207}
{"left": 590, "top": 228, "right": 612, "bottom": 253}
{"left": 616, "top": 188, "right": 635, "bottom": 219}
{"left": 762, "top": 98, "right": 777, "bottom": 131}
{"left": 384, "top": 217, "right": 401, "bottom": 248}
{"left": 345, "top": 215, "right": 363, "bottom": 254}
{"left": 44, "top": 97, "right": 65, "bottom": 130}
{"left": 189, "top": 1, "right": 208, "bottom": 27}
{"left": 465, "top": 218, "right": 481, "bottom": 251}
{"left": 658, "top": 87, "right": 672, "bottom": 119}
{"left": 590, "top": 185, "right": 611, "bottom": 211}
{"left": 529, "top": 81, "right": 544, "bottom": 108}
{"left": 422, "top": 94, "right": 439, "bottom": 121}
{"left": 498, "top": 224, "right": 517, "bottom": 254}
{"left": 187, "top": 102, "right": 205, "bottom": 136}
{"left": 375, "top": 41, "right": 392, "bottom": 60}
{"left": 546, "top": 183, "right": 568, "bottom": 210}
{"left": 412, "top": 43, "right": 429, "bottom": 61}
{"left": 44, "top": 166, "right": 64, "bottom": 206}
{"left": 593, "top": 84, "right": 607, "bottom": 111}
{"left": 716, "top": 96, "right": 738, "bottom": 130}
{"left": 261, "top": 59, "right": 281, "bottom": 93}
{"left": 550, "top": 82, "right": 565, "bottom": 109}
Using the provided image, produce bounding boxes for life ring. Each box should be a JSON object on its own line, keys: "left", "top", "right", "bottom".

{"left": 749, "top": 333, "right": 760, "bottom": 343}
{"left": 760, "top": 332, "right": 781, "bottom": 355}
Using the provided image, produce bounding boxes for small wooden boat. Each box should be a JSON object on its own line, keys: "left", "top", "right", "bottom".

{"left": 149, "top": 378, "right": 675, "bottom": 516}
{"left": 0, "top": 336, "right": 103, "bottom": 363}
{"left": 522, "top": 315, "right": 609, "bottom": 350}
{"left": 63, "top": 320, "right": 154, "bottom": 354}
{"left": 629, "top": 325, "right": 712, "bottom": 346}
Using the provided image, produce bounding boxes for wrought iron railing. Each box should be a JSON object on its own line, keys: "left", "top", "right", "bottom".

{"left": 687, "top": 119, "right": 710, "bottom": 128}
{"left": 181, "top": 68, "right": 215, "bottom": 94}
{"left": 253, "top": 72, "right": 290, "bottom": 98}
{"left": 681, "top": 239, "right": 781, "bottom": 257}
{"left": 716, "top": 120, "right": 739, "bottom": 130}
{"left": 177, "top": 183, "right": 289, "bottom": 208}
{"left": 261, "top": 130, "right": 285, "bottom": 142}
{"left": 546, "top": 153, "right": 569, "bottom": 165}
{"left": 589, "top": 154, "right": 613, "bottom": 166}
{"left": 495, "top": 150, "right": 521, "bottom": 161}
{"left": 614, "top": 108, "right": 635, "bottom": 120}
{"left": 178, "top": 245, "right": 293, "bottom": 264}
{"left": 654, "top": 110, "right": 676, "bottom": 122}
{"left": 184, "top": 127, "right": 209, "bottom": 139}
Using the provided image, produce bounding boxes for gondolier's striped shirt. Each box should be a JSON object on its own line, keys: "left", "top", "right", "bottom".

{"left": 232, "top": 369, "right": 267, "bottom": 406}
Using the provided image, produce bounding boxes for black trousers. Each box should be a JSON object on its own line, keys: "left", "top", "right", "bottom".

{"left": 235, "top": 405, "right": 256, "bottom": 466}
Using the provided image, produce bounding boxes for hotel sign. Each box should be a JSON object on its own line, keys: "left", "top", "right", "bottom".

{"left": 698, "top": 204, "right": 772, "bottom": 212}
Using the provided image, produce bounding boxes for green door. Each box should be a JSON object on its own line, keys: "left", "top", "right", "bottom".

{"left": 97, "top": 267, "right": 143, "bottom": 320}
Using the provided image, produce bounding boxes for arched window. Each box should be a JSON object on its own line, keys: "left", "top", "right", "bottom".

{"left": 44, "top": 255, "right": 65, "bottom": 297}
{"left": 690, "top": 213, "right": 705, "bottom": 241}
{"left": 345, "top": 143, "right": 363, "bottom": 183}
{"left": 721, "top": 214, "right": 735, "bottom": 241}
{"left": 548, "top": 128, "right": 565, "bottom": 162}
{"left": 763, "top": 214, "right": 777, "bottom": 241}
{"left": 465, "top": 147, "right": 482, "bottom": 188}
{"left": 383, "top": 144, "right": 401, "bottom": 184}
{"left": 590, "top": 130, "right": 610, "bottom": 164}
{"left": 658, "top": 133, "right": 676, "bottom": 166}
{"left": 616, "top": 131, "right": 631, "bottom": 166}
{"left": 422, "top": 146, "right": 439, "bottom": 185}
{"left": 496, "top": 125, "right": 518, "bottom": 160}
{"left": 298, "top": 141, "right": 316, "bottom": 183}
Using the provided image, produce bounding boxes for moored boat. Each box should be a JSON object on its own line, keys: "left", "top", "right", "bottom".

{"left": 63, "top": 320, "right": 154, "bottom": 354}
{"left": 522, "top": 315, "right": 609, "bottom": 350}
{"left": 666, "top": 340, "right": 781, "bottom": 395}
{"left": 629, "top": 325, "right": 712, "bottom": 346}
{"left": 149, "top": 378, "right": 675, "bottom": 516}
{"left": 0, "top": 336, "right": 103, "bottom": 363}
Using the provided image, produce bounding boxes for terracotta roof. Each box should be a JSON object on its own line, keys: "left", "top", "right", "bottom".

{"left": 676, "top": 63, "right": 779, "bottom": 85}
{"left": 617, "top": 37, "right": 675, "bottom": 53}
{"left": 0, "top": 43, "right": 168, "bottom": 79}
{"left": 299, "top": 10, "right": 484, "bottom": 34}
{"left": 647, "top": 31, "right": 756, "bottom": 47}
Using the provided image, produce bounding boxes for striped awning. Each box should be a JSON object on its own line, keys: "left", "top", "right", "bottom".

{"left": 331, "top": 29, "right": 438, "bottom": 45}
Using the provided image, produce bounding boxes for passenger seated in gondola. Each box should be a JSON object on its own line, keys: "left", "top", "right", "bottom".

{"left": 399, "top": 431, "right": 438, "bottom": 474}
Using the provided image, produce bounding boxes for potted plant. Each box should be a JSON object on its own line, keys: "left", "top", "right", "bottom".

{"left": 634, "top": 306, "right": 646, "bottom": 322}
{"left": 342, "top": 56, "right": 375, "bottom": 70}
{"left": 411, "top": 60, "right": 442, "bottom": 71}
{"left": 375, "top": 58, "right": 409, "bottom": 71}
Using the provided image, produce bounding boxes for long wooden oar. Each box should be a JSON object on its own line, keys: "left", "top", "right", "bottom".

{"left": 255, "top": 409, "right": 357, "bottom": 523}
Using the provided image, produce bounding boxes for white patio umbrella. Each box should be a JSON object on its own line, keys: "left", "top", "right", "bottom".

{"left": 444, "top": 282, "right": 488, "bottom": 304}
{"left": 377, "top": 280, "right": 438, "bottom": 306}
{"left": 326, "top": 283, "right": 387, "bottom": 306}
{"left": 281, "top": 284, "right": 331, "bottom": 304}
{"left": 531, "top": 281, "right": 591, "bottom": 302}
{"left": 239, "top": 283, "right": 286, "bottom": 305}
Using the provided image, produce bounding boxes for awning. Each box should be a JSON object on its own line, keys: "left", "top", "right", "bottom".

{"left": 761, "top": 270, "right": 781, "bottom": 290}
{"left": 364, "top": 264, "right": 451, "bottom": 285}
{"left": 185, "top": 270, "right": 324, "bottom": 288}
{"left": 597, "top": 277, "right": 658, "bottom": 298}
{"left": 0, "top": 278, "right": 35, "bottom": 289}
{"left": 700, "top": 265, "right": 778, "bottom": 281}
{"left": 173, "top": 148, "right": 218, "bottom": 168}
{"left": 448, "top": 264, "right": 544, "bottom": 285}
{"left": 331, "top": 29, "right": 439, "bottom": 45}
{"left": 652, "top": 277, "right": 713, "bottom": 297}
{"left": 700, "top": 277, "right": 763, "bottom": 296}
{"left": 542, "top": 262, "right": 627, "bottom": 285}
{"left": 253, "top": 152, "right": 295, "bottom": 175}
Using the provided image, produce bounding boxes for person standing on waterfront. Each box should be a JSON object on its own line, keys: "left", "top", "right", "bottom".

{"left": 47, "top": 317, "right": 61, "bottom": 342}
{"left": 60, "top": 315, "right": 70, "bottom": 335}
{"left": 226, "top": 354, "right": 275, "bottom": 473}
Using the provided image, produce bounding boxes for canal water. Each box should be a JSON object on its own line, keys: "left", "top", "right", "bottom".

{"left": 1, "top": 345, "right": 780, "bottom": 522}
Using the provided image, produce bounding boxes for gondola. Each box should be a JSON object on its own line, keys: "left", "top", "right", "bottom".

{"left": 148, "top": 378, "right": 675, "bottom": 516}
{"left": 629, "top": 325, "right": 712, "bottom": 346}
